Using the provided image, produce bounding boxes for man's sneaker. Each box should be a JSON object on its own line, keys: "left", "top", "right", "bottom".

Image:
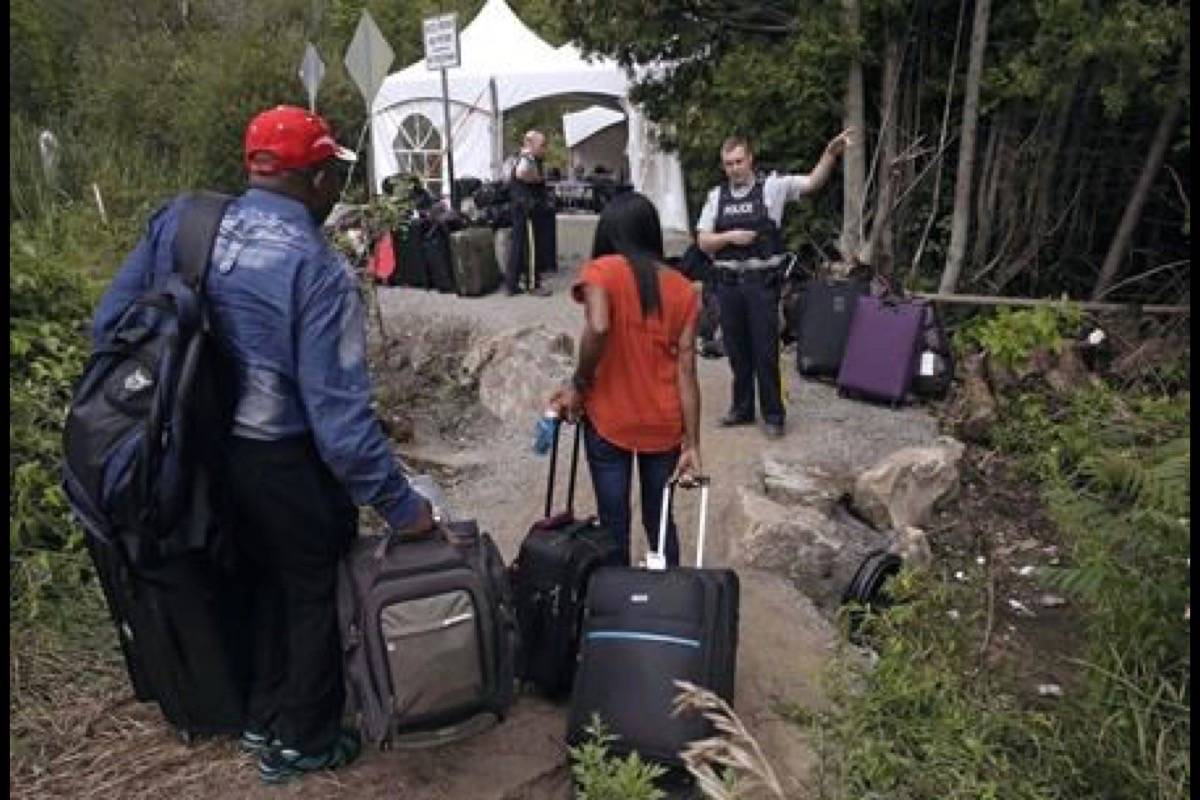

{"left": 764, "top": 422, "right": 785, "bottom": 439}
{"left": 239, "top": 729, "right": 278, "bottom": 755}
{"left": 529, "top": 285, "right": 553, "bottom": 297}
{"left": 699, "top": 340, "right": 725, "bottom": 359}
{"left": 258, "top": 729, "right": 362, "bottom": 785}
{"left": 718, "top": 412, "right": 754, "bottom": 427}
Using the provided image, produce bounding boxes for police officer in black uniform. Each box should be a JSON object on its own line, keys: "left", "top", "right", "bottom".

{"left": 695, "top": 131, "right": 853, "bottom": 438}
{"left": 505, "top": 129, "right": 555, "bottom": 296}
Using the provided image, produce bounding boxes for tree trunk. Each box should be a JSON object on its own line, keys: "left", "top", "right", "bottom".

{"left": 1091, "top": 49, "right": 1187, "bottom": 300}
{"left": 840, "top": 0, "right": 866, "bottom": 263}
{"left": 864, "top": 34, "right": 903, "bottom": 275}
{"left": 937, "top": 0, "right": 991, "bottom": 294}
{"left": 970, "top": 115, "right": 1001, "bottom": 275}
{"left": 908, "top": 0, "right": 967, "bottom": 286}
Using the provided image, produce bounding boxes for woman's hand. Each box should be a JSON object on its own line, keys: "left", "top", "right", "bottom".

{"left": 548, "top": 383, "right": 584, "bottom": 423}
{"left": 672, "top": 444, "right": 702, "bottom": 483}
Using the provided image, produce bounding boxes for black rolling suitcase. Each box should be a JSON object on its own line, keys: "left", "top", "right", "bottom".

{"left": 424, "top": 224, "right": 458, "bottom": 294}
{"left": 792, "top": 277, "right": 869, "bottom": 377}
{"left": 510, "top": 421, "right": 623, "bottom": 698}
{"left": 86, "top": 535, "right": 251, "bottom": 741}
{"left": 566, "top": 478, "right": 739, "bottom": 767}
{"left": 395, "top": 221, "right": 430, "bottom": 288}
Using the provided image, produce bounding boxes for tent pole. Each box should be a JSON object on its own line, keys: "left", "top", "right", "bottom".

{"left": 440, "top": 68, "right": 458, "bottom": 209}
{"left": 490, "top": 77, "right": 502, "bottom": 180}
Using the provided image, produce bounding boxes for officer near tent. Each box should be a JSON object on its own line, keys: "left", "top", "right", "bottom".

{"left": 695, "top": 129, "right": 854, "bottom": 439}
{"left": 505, "top": 129, "right": 556, "bottom": 297}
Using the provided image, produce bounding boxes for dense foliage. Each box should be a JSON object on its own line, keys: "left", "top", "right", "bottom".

{"left": 562, "top": 0, "right": 1189, "bottom": 300}
{"left": 9, "top": 208, "right": 113, "bottom": 624}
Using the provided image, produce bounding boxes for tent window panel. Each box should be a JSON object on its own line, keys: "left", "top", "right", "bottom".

{"left": 393, "top": 112, "right": 444, "bottom": 195}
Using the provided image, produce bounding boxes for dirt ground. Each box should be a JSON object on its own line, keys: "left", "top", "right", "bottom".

{"left": 10, "top": 261, "right": 1079, "bottom": 799}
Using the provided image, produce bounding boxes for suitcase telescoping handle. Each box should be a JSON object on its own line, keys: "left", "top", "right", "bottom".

{"left": 647, "top": 475, "right": 711, "bottom": 572}
{"left": 543, "top": 417, "right": 582, "bottom": 520}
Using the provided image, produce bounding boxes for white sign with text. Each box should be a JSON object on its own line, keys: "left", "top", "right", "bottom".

{"left": 423, "top": 13, "right": 460, "bottom": 71}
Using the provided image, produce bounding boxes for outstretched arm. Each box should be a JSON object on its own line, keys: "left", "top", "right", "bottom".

{"left": 800, "top": 127, "right": 855, "bottom": 194}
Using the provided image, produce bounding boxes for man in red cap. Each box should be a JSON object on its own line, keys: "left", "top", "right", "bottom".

{"left": 92, "top": 105, "right": 435, "bottom": 784}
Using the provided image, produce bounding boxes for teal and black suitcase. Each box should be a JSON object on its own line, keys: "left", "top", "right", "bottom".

{"left": 566, "top": 478, "right": 739, "bottom": 767}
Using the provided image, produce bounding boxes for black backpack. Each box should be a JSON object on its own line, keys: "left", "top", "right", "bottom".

{"left": 62, "top": 192, "right": 237, "bottom": 568}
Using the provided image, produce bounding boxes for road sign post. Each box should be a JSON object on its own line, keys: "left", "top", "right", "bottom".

{"left": 344, "top": 10, "right": 394, "bottom": 194}
{"left": 423, "top": 13, "right": 460, "bottom": 209}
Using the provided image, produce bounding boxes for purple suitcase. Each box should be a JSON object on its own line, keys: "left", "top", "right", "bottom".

{"left": 836, "top": 295, "right": 925, "bottom": 406}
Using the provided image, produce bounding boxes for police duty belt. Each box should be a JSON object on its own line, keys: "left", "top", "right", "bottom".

{"left": 713, "top": 254, "right": 788, "bottom": 273}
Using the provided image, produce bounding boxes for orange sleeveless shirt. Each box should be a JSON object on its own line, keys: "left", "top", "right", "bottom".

{"left": 572, "top": 255, "right": 699, "bottom": 453}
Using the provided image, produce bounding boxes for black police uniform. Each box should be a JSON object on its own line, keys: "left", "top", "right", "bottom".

{"left": 713, "top": 179, "right": 786, "bottom": 425}
{"left": 506, "top": 154, "right": 557, "bottom": 293}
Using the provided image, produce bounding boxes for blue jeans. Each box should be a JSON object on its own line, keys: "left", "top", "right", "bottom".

{"left": 583, "top": 420, "right": 681, "bottom": 567}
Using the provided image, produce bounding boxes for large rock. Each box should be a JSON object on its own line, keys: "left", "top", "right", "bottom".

{"left": 759, "top": 455, "right": 852, "bottom": 513}
{"left": 730, "top": 487, "right": 889, "bottom": 611}
{"left": 462, "top": 325, "right": 575, "bottom": 422}
{"left": 851, "top": 436, "right": 966, "bottom": 531}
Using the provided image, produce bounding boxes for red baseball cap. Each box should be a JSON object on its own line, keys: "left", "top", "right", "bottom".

{"left": 244, "top": 105, "right": 357, "bottom": 175}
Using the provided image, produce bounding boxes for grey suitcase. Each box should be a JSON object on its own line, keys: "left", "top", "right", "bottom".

{"left": 338, "top": 517, "right": 517, "bottom": 748}
{"left": 450, "top": 228, "right": 501, "bottom": 297}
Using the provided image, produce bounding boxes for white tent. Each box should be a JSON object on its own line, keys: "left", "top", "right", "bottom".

{"left": 369, "top": 0, "right": 689, "bottom": 232}
{"left": 562, "top": 106, "right": 625, "bottom": 149}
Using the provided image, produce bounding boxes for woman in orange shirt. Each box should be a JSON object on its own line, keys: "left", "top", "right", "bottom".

{"left": 551, "top": 192, "right": 701, "bottom": 566}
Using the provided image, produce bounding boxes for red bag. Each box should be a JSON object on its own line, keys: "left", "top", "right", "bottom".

{"left": 369, "top": 232, "right": 396, "bottom": 284}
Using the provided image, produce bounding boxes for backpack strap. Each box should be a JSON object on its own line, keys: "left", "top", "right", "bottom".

{"left": 174, "top": 191, "right": 234, "bottom": 293}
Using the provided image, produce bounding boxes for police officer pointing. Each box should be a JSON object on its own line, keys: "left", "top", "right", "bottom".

{"left": 695, "top": 130, "right": 853, "bottom": 439}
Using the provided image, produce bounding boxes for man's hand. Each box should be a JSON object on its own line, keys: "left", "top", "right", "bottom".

{"left": 724, "top": 229, "right": 758, "bottom": 247}
{"left": 396, "top": 498, "right": 436, "bottom": 537}
{"left": 825, "top": 127, "right": 856, "bottom": 159}
{"left": 672, "top": 445, "right": 702, "bottom": 483}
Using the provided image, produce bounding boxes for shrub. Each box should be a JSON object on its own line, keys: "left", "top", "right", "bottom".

{"left": 955, "top": 303, "right": 1084, "bottom": 368}
{"left": 9, "top": 208, "right": 124, "bottom": 626}
{"left": 568, "top": 715, "right": 668, "bottom": 800}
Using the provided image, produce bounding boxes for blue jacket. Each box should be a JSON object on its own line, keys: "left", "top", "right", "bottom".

{"left": 92, "top": 188, "right": 425, "bottom": 532}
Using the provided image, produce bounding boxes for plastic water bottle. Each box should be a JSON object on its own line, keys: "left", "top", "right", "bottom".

{"left": 409, "top": 474, "right": 453, "bottom": 521}
{"left": 532, "top": 409, "right": 559, "bottom": 456}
